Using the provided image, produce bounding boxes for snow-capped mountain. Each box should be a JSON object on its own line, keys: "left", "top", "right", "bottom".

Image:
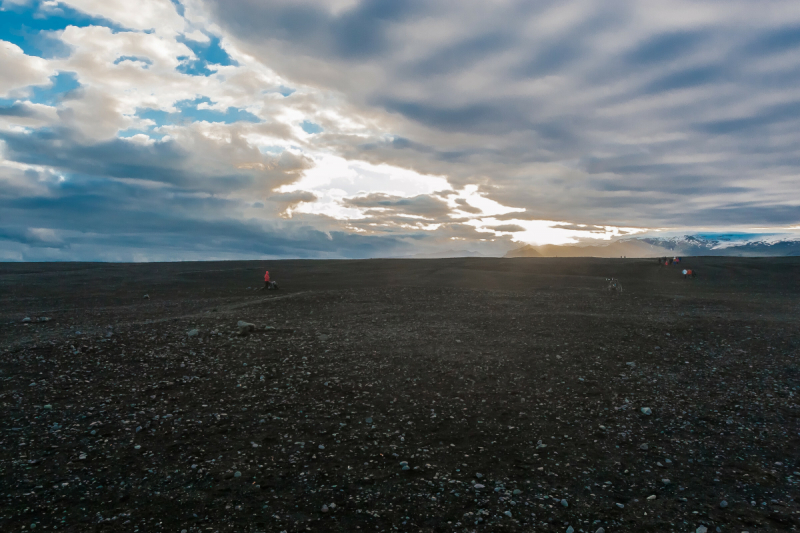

{"left": 505, "top": 233, "right": 800, "bottom": 258}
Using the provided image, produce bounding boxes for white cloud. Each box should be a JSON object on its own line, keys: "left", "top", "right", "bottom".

{"left": 0, "top": 41, "right": 55, "bottom": 97}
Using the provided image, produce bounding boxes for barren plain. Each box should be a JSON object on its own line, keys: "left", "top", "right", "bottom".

{"left": 1, "top": 257, "right": 799, "bottom": 532}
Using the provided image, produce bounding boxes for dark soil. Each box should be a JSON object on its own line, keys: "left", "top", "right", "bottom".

{"left": 1, "top": 257, "right": 799, "bottom": 533}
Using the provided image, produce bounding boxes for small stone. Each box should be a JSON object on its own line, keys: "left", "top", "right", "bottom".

{"left": 187, "top": 329, "right": 199, "bottom": 337}
{"left": 237, "top": 321, "right": 255, "bottom": 336}
{"left": 476, "top": 473, "right": 483, "bottom": 479}
{"left": 402, "top": 465, "right": 410, "bottom": 471}
{"left": 474, "top": 484, "right": 484, "bottom": 489}
{"left": 319, "top": 445, "right": 325, "bottom": 450}
{"left": 615, "top": 502, "right": 624, "bottom": 509}
{"left": 143, "top": 294, "right": 150, "bottom": 300}
{"left": 696, "top": 526, "right": 708, "bottom": 533}
{"left": 43, "top": 404, "right": 52, "bottom": 410}
{"left": 513, "top": 489, "right": 522, "bottom": 495}
{"left": 640, "top": 444, "right": 649, "bottom": 450}
{"left": 647, "top": 495, "right": 656, "bottom": 500}
{"left": 504, "top": 510, "right": 512, "bottom": 518}
{"left": 566, "top": 526, "right": 574, "bottom": 533}
{"left": 641, "top": 407, "right": 652, "bottom": 415}
{"left": 720, "top": 500, "right": 728, "bottom": 508}
{"left": 234, "top": 471, "right": 242, "bottom": 478}
{"left": 595, "top": 528, "right": 605, "bottom": 533}
{"left": 662, "top": 478, "right": 670, "bottom": 484}
{"left": 22, "top": 317, "right": 31, "bottom": 323}
{"left": 329, "top": 503, "right": 336, "bottom": 509}
{"left": 321, "top": 505, "right": 329, "bottom": 513}
{"left": 561, "top": 499, "right": 568, "bottom": 507}
{"left": 365, "top": 417, "right": 373, "bottom": 424}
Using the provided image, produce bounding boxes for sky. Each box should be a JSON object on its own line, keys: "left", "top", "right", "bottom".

{"left": 1, "top": 0, "right": 800, "bottom": 261}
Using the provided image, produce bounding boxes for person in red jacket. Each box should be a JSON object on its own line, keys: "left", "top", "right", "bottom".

{"left": 263, "top": 270, "right": 278, "bottom": 290}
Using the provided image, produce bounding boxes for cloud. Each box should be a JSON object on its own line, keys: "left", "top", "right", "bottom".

{"left": 0, "top": 41, "right": 54, "bottom": 96}
{"left": 2, "top": 0, "right": 800, "bottom": 261}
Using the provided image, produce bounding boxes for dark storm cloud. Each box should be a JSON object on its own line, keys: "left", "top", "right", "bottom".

{"left": 203, "top": 0, "right": 800, "bottom": 228}
{"left": 343, "top": 193, "right": 451, "bottom": 219}
{"left": 489, "top": 224, "right": 526, "bottom": 233}
{"left": 0, "top": 173, "right": 434, "bottom": 261}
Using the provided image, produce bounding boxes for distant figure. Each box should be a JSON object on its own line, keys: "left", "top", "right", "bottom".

{"left": 682, "top": 269, "right": 688, "bottom": 278}
{"left": 263, "top": 270, "right": 278, "bottom": 290}
{"left": 683, "top": 269, "right": 695, "bottom": 279}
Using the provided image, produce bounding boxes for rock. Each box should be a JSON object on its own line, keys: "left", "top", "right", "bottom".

{"left": 22, "top": 317, "right": 31, "bottom": 323}
{"left": 237, "top": 321, "right": 255, "bottom": 336}
{"left": 615, "top": 502, "right": 624, "bottom": 508}
{"left": 641, "top": 407, "right": 652, "bottom": 415}
{"left": 319, "top": 445, "right": 325, "bottom": 450}
{"left": 329, "top": 503, "right": 336, "bottom": 509}
{"left": 187, "top": 329, "right": 199, "bottom": 337}
{"left": 476, "top": 473, "right": 484, "bottom": 479}
{"left": 143, "top": 294, "right": 150, "bottom": 300}
{"left": 365, "top": 417, "right": 373, "bottom": 424}
{"left": 640, "top": 443, "right": 649, "bottom": 450}
{"left": 513, "top": 489, "right": 522, "bottom": 495}
{"left": 719, "top": 500, "right": 728, "bottom": 508}
{"left": 474, "top": 484, "right": 485, "bottom": 489}
{"left": 696, "top": 526, "right": 708, "bottom": 533}
{"left": 566, "top": 526, "right": 574, "bottom": 533}
{"left": 504, "top": 510, "right": 512, "bottom": 518}
{"left": 38, "top": 317, "right": 51, "bottom": 322}
{"left": 647, "top": 495, "right": 656, "bottom": 500}
{"left": 321, "top": 505, "right": 329, "bottom": 513}
{"left": 234, "top": 471, "right": 242, "bottom": 478}
{"left": 662, "top": 478, "right": 670, "bottom": 484}
{"left": 43, "top": 404, "right": 52, "bottom": 410}
{"left": 596, "top": 528, "right": 605, "bottom": 533}
{"left": 561, "top": 498, "right": 568, "bottom": 507}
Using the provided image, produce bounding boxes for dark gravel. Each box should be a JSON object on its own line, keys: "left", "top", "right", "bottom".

{"left": 1, "top": 257, "right": 799, "bottom": 532}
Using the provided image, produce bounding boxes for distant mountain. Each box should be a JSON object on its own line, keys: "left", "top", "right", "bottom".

{"left": 405, "top": 249, "right": 487, "bottom": 259}
{"left": 503, "top": 245, "right": 542, "bottom": 258}
{"left": 504, "top": 234, "right": 800, "bottom": 258}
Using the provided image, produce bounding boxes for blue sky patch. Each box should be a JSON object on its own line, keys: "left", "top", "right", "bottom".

{"left": 135, "top": 97, "right": 260, "bottom": 129}
{"left": 114, "top": 56, "right": 153, "bottom": 68}
{"left": 176, "top": 33, "right": 238, "bottom": 76}
{"left": 301, "top": 120, "right": 323, "bottom": 134}
{"left": 0, "top": 1, "right": 130, "bottom": 58}
{"left": 27, "top": 71, "right": 81, "bottom": 106}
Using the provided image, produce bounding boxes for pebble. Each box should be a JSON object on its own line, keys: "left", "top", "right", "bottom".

{"left": 504, "top": 510, "right": 512, "bottom": 518}
{"left": 662, "top": 478, "right": 671, "bottom": 484}
{"left": 615, "top": 502, "right": 624, "bottom": 508}
{"left": 641, "top": 407, "right": 652, "bottom": 415}
{"left": 187, "top": 329, "right": 199, "bottom": 337}
{"left": 234, "top": 471, "right": 242, "bottom": 478}
{"left": 595, "top": 528, "right": 605, "bottom": 533}
{"left": 720, "top": 500, "right": 728, "bottom": 508}
{"left": 476, "top": 472, "right": 483, "bottom": 478}
{"left": 647, "top": 495, "right": 656, "bottom": 500}
{"left": 561, "top": 498, "right": 568, "bottom": 507}
{"left": 474, "top": 484, "right": 484, "bottom": 489}
{"left": 696, "top": 526, "right": 708, "bottom": 533}
{"left": 321, "top": 505, "right": 329, "bottom": 513}
{"left": 566, "top": 526, "right": 574, "bottom": 533}
{"left": 365, "top": 417, "right": 373, "bottom": 424}
{"left": 640, "top": 443, "right": 649, "bottom": 450}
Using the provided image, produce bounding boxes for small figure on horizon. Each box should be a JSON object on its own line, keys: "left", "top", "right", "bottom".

{"left": 263, "top": 270, "right": 278, "bottom": 290}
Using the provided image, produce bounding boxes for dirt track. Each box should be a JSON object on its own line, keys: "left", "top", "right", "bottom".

{"left": 1, "top": 257, "right": 799, "bottom": 532}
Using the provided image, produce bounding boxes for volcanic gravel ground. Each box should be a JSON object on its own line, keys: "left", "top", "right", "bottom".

{"left": 1, "top": 258, "right": 799, "bottom": 532}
